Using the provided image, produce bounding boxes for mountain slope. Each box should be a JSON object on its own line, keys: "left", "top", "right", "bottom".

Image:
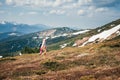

{"left": 0, "top": 27, "right": 82, "bottom": 56}
{"left": 0, "top": 37, "right": 120, "bottom": 80}
{"left": 57, "top": 19, "right": 120, "bottom": 47}
{"left": 0, "top": 21, "right": 50, "bottom": 40}
{"left": 0, "top": 32, "right": 23, "bottom": 40}
{"left": 80, "top": 24, "right": 120, "bottom": 46}
{"left": 0, "top": 18, "right": 120, "bottom": 57}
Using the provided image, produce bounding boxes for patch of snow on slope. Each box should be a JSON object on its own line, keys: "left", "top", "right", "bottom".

{"left": 8, "top": 33, "right": 17, "bottom": 36}
{"left": 45, "top": 36, "right": 49, "bottom": 39}
{"left": 19, "top": 52, "right": 22, "bottom": 56}
{"left": 72, "top": 43, "right": 77, "bottom": 46}
{"left": 33, "top": 37, "right": 38, "bottom": 39}
{"left": 51, "top": 35, "right": 60, "bottom": 39}
{"left": 111, "top": 24, "right": 115, "bottom": 27}
{"left": 0, "top": 56, "right": 2, "bottom": 58}
{"left": 81, "top": 24, "right": 120, "bottom": 46}
{"left": 62, "top": 33, "right": 68, "bottom": 36}
{"left": 72, "top": 30, "right": 89, "bottom": 35}
{"left": 98, "top": 29, "right": 101, "bottom": 32}
{"left": 60, "top": 43, "right": 67, "bottom": 48}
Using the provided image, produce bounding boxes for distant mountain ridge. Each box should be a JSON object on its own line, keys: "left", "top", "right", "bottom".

{"left": 0, "top": 27, "right": 82, "bottom": 56}
{"left": 0, "top": 21, "right": 50, "bottom": 34}
{"left": 0, "top": 21, "right": 51, "bottom": 40}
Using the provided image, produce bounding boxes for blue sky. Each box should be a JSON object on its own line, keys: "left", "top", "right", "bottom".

{"left": 0, "top": 0, "right": 120, "bottom": 29}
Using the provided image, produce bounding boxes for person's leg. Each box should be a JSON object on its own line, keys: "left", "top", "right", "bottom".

{"left": 39, "top": 48, "right": 43, "bottom": 55}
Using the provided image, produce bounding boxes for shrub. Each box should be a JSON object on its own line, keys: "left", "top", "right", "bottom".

{"left": 21, "top": 46, "right": 39, "bottom": 54}
{"left": 34, "top": 70, "right": 46, "bottom": 75}
{"left": 43, "top": 61, "right": 66, "bottom": 71}
{"left": 0, "top": 57, "right": 16, "bottom": 62}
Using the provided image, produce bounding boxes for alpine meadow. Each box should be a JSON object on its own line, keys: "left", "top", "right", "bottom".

{"left": 0, "top": 0, "right": 120, "bottom": 80}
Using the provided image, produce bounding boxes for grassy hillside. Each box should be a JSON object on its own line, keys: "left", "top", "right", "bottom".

{"left": 0, "top": 38, "right": 120, "bottom": 80}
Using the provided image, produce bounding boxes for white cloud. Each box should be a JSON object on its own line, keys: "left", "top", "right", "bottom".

{"left": 19, "top": 11, "right": 38, "bottom": 16}
{"left": 28, "top": 12, "right": 38, "bottom": 15}
{"left": 95, "top": 7, "right": 108, "bottom": 12}
{"left": 77, "top": 10, "right": 85, "bottom": 16}
{"left": 5, "top": 0, "right": 72, "bottom": 7}
{"left": 77, "top": 0, "right": 92, "bottom": 6}
{"left": 4, "top": 0, "right": 118, "bottom": 18}
{"left": 62, "top": 0, "right": 93, "bottom": 10}
{"left": 62, "top": 3, "right": 79, "bottom": 9}
{"left": 49, "top": 10, "right": 65, "bottom": 15}
{"left": 6, "top": 0, "right": 13, "bottom": 5}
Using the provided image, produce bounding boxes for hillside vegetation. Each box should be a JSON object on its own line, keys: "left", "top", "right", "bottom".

{"left": 0, "top": 37, "right": 120, "bottom": 80}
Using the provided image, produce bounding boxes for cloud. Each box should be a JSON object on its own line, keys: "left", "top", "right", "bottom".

{"left": 95, "top": 7, "right": 108, "bottom": 12}
{"left": 62, "top": 0, "right": 92, "bottom": 9}
{"left": 5, "top": 0, "right": 73, "bottom": 7}
{"left": 28, "top": 12, "right": 38, "bottom": 15}
{"left": 5, "top": 0, "right": 120, "bottom": 9}
{"left": 6, "top": 0, "right": 14, "bottom": 5}
{"left": 77, "top": 10, "right": 85, "bottom": 16}
{"left": 4, "top": 0, "right": 120, "bottom": 17}
{"left": 19, "top": 12, "right": 38, "bottom": 16}
{"left": 49, "top": 10, "right": 65, "bottom": 15}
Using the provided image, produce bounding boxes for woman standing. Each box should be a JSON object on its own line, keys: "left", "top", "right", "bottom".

{"left": 39, "top": 38, "right": 47, "bottom": 55}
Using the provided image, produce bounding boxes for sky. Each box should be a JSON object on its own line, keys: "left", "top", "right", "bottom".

{"left": 0, "top": 0, "right": 120, "bottom": 29}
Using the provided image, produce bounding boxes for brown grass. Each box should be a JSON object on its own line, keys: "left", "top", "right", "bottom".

{"left": 0, "top": 39, "right": 120, "bottom": 80}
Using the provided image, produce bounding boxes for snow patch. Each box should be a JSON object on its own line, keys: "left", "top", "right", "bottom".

{"left": 45, "top": 36, "right": 49, "bottom": 39}
{"left": 8, "top": 33, "right": 17, "bottom": 36}
{"left": 62, "top": 33, "right": 68, "bottom": 36}
{"left": 98, "top": 29, "right": 101, "bottom": 32}
{"left": 72, "top": 30, "right": 89, "bottom": 35}
{"left": 33, "top": 37, "right": 38, "bottom": 39}
{"left": 111, "top": 24, "right": 115, "bottom": 27}
{"left": 0, "top": 56, "right": 3, "bottom": 58}
{"left": 51, "top": 35, "right": 61, "bottom": 39}
{"left": 60, "top": 43, "right": 67, "bottom": 48}
{"left": 19, "top": 52, "right": 22, "bottom": 56}
{"left": 72, "top": 43, "right": 77, "bottom": 47}
{"left": 81, "top": 24, "right": 120, "bottom": 46}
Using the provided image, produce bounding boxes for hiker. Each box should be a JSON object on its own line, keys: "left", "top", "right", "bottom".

{"left": 39, "top": 38, "right": 47, "bottom": 55}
